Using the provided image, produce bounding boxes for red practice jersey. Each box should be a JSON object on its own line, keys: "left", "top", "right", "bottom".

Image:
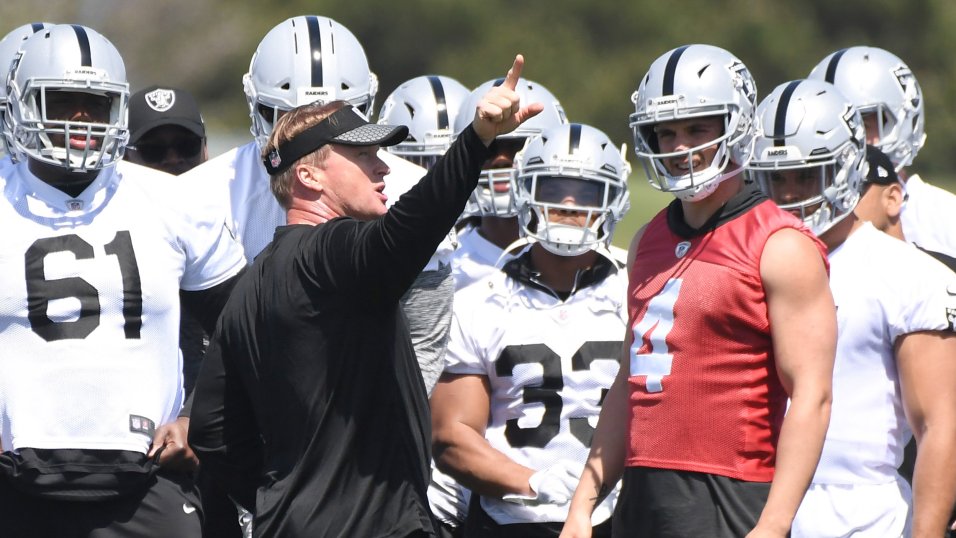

{"left": 625, "top": 199, "right": 825, "bottom": 482}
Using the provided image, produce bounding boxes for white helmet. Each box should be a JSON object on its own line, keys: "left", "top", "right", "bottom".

{"left": 630, "top": 44, "right": 758, "bottom": 202}
{"left": 0, "top": 22, "right": 55, "bottom": 159}
{"left": 377, "top": 75, "right": 469, "bottom": 169}
{"left": 243, "top": 15, "right": 378, "bottom": 149}
{"left": 7, "top": 24, "right": 129, "bottom": 171}
{"left": 749, "top": 79, "right": 866, "bottom": 236}
{"left": 454, "top": 77, "right": 567, "bottom": 217}
{"left": 514, "top": 123, "right": 630, "bottom": 256}
{"left": 808, "top": 46, "right": 924, "bottom": 170}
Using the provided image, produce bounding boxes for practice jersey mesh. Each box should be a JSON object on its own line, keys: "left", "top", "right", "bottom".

{"left": 0, "top": 160, "right": 244, "bottom": 454}
{"left": 625, "top": 199, "right": 824, "bottom": 482}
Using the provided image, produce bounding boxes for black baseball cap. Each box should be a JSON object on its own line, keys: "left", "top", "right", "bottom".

{"left": 264, "top": 105, "right": 408, "bottom": 175}
{"left": 864, "top": 145, "right": 900, "bottom": 185}
{"left": 128, "top": 85, "right": 205, "bottom": 144}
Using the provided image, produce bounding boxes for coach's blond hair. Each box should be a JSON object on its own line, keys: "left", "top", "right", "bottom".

{"left": 262, "top": 100, "right": 348, "bottom": 209}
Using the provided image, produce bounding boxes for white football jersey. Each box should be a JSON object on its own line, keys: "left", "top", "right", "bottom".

{"left": 813, "top": 222, "right": 956, "bottom": 485}
{"left": 451, "top": 224, "right": 518, "bottom": 291}
{"left": 900, "top": 174, "right": 956, "bottom": 262}
{"left": 0, "top": 160, "right": 245, "bottom": 455}
{"left": 444, "top": 263, "right": 627, "bottom": 525}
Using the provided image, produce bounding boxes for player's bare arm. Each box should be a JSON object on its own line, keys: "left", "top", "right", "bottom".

{"left": 753, "top": 227, "right": 836, "bottom": 537}
{"left": 897, "top": 331, "right": 956, "bottom": 537}
{"left": 431, "top": 372, "right": 536, "bottom": 498}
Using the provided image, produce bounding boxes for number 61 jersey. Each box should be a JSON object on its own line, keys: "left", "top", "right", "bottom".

{"left": 0, "top": 161, "right": 245, "bottom": 457}
{"left": 444, "top": 255, "right": 627, "bottom": 525}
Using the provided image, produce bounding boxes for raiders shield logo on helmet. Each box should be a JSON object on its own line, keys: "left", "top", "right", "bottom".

{"left": 145, "top": 88, "right": 176, "bottom": 112}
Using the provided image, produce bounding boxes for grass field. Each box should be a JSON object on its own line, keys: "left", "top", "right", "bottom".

{"left": 612, "top": 173, "right": 956, "bottom": 250}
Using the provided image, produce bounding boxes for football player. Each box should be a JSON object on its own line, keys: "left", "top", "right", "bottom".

{"left": 450, "top": 77, "right": 568, "bottom": 291}
{"left": 750, "top": 78, "right": 956, "bottom": 537}
{"left": 432, "top": 122, "right": 629, "bottom": 537}
{"left": 809, "top": 46, "right": 956, "bottom": 271}
{"left": 562, "top": 44, "right": 836, "bottom": 538}
{"left": 0, "top": 24, "right": 245, "bottom": 536}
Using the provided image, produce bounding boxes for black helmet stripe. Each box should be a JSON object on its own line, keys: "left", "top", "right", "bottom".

{"left": 30, "top": 22, "right": 46, "bottom": 33}
{"left": 305, "top": 16, "right": 323, "bottom": 87}
{"left": 824, "top": 49, "right": 849, "bottom": 84}
{"left": 773, "top": 80, "right": 803, "bottom": 147}
{"left": 663, "top": 45, "right": 691, "bottom": 96}
{"left": 70, "top": 24, "right": 92, "bottom": 67}
{"left": 569, "top": 123, "right": 582, "bottom": 153}
{"left": 427, "top": 76, "right": 450, "bottom": 130}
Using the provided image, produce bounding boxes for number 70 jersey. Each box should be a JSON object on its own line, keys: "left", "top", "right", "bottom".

{"left": 0, "top": 161, "right": 245, "bottom": 455}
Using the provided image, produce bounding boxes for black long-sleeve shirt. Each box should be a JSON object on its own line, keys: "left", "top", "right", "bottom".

{"left": 188, "top": 126, "right": 491, "bottom": 537}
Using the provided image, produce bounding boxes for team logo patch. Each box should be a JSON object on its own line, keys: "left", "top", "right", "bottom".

{"left": 65, "top": 199, "right": 84, "bottom": 211}
{"left": 268, "top": 149, "right": 281, "bottom": 169}
{"left": 145, "top": 88, "right": 176, "bottom": 112}
{"left": 947, "top": 307, "right": 956, "bottom": 331}
{"left": 675, "top": 241, "right": 691, "bottom": 258}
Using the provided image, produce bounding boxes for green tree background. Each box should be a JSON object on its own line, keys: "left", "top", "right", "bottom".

{"left": 4, "top": 0, "right": 954, "bottom": 246}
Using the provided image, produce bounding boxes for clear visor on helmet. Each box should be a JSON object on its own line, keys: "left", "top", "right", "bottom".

{"left": 517, "top": 174, "right": 620, "bottom": 256}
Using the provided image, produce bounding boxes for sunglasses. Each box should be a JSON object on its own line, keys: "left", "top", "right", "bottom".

{"left": 128, "top": 137, "right": 203, "bottom": 163}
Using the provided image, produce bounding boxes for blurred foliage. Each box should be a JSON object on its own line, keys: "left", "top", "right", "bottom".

{"left": 3, "top": 0, "right": 956, "bottom": 245}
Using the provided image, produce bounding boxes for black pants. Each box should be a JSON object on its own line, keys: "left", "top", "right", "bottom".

{"left": 463, "top": 495, "right": 612, "bottom": 538}
{"left": 612, "top": 467, "right": 771, "bottom": 538}
{"left": 0, "top": 469, "right": 202, "bottom": 538}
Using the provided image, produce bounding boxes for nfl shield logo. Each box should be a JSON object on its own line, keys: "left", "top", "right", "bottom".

{"left": 675, "top": 241, "right": 691, "bottom": 258}
{"left": 145, "top": 88, "right": 176, "bottom": 112}
{"left": 269, "top": 150, "right": 281, "bottom": 169}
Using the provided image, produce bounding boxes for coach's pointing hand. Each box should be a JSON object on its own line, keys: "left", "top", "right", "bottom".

{"left": 472, "top": 54, "right": 544, "bottom": 146}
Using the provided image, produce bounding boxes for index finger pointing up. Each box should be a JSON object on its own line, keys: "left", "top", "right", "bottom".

{"left": 501, "top": 54, "right": 525, "bottom": 91}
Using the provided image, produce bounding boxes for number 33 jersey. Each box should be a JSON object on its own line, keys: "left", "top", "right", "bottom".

{"left": 444, "top": 257, "right": 627, "bottom": 525}
{"left": 0, "top": 161, "right": 245, "bottom": 455}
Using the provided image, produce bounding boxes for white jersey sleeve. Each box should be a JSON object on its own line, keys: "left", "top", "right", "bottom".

{"left": 900, "top": 174, "right": 956, "bottom": 265}
{"left": 184, "top": 141, "right": 287, "bottom": 263}
{"left": 443, "top": 265, "right": 627, "bottom": 525}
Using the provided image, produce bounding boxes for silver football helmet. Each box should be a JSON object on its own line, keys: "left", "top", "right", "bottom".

{"left": 749, "top": 79, "right": 866, "bottom": 236}
{"left": 243, "top": 15, "right": 378, "bottom": 149}
{"left": 7, "top": 24, "right": 129, "bottom": 171}
{"left": 630, "top": 44, "right": 758, "bottom": 202}
{"left": 377, "top": 75, "right": 469, "bottom": 169}
{"left": 0, "top": 22, "right": 55, "bottom": 159}
{"left": 808, "top": 46, "right": 924, "bottom": 170}
{"left": 513, "top": 123, "right": 630, "bottom": 257}
{"left": 454, "top": 77, "right": 567, "bottom": 218}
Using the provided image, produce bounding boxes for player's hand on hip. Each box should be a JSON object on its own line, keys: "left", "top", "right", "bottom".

{"left": 472, "top": 54, "right": 544, "bottom": 146}
{"left": 148, "top": 416, "right": 199, "bottom": 473}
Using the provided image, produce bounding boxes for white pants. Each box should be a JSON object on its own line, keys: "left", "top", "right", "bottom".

{"left": 791, "top": 477, "right": 912, "bottom": 537}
